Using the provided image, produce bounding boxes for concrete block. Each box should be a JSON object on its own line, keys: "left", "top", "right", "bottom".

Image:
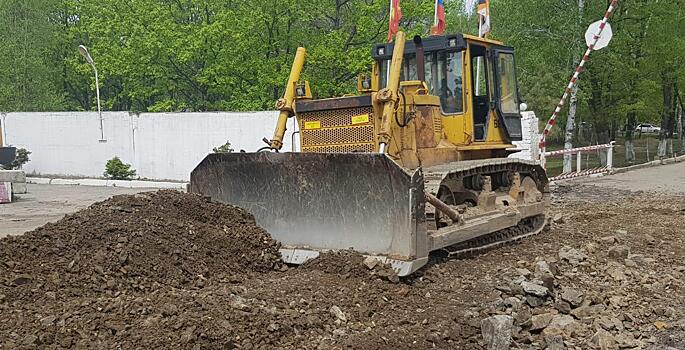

{"left": 26, "top": 177, "right": 51, "bottom": 184}
{"left": 50, "top": 179, "right": 80, "bottom": 185}
{"left": 0, "top": 182, "right": 11, "bottom": 203}
{"left": 128, "top": 180, "right": 188, "bottom": 189}
{"left": 78, "top": 179, "right": 108, "bottom": 187}
{"left": 0, "top": 170, "right": 26, "bottom": 183}
{"left": 12, "top": 181, "right": 27, "bottom": 194}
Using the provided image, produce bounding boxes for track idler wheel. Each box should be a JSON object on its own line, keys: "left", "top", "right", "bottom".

{"left": 492, "top": 171, "right": 513, "bottom": 189}
{"left": 464, "top": 175, "right": 485, "bottom": 191}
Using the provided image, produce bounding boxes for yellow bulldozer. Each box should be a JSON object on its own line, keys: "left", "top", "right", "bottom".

{"left": 190, "top": 31, "right": 549, "bottom": 275}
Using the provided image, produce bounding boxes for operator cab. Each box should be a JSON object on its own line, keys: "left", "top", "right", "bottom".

{"left": 371, "top": 33, "right": 524, "bottom": 142}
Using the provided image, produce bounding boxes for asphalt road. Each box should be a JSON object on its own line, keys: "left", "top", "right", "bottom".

{"left": 570, "top": 160, "right": 685, "bottom": 194}
{"left": 0, "top": 184, "right": 153, "bottom": 238}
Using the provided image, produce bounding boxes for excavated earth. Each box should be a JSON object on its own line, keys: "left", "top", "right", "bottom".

{"left": 1, "top": 186, "right": 684, "bottom": 349}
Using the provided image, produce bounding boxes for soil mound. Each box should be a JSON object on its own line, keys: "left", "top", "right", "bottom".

{"left": 302, "top": 250, "right": 399, "bottom": 282}
{"left": 0, "top": 190, "right": 282, "bottom": 293}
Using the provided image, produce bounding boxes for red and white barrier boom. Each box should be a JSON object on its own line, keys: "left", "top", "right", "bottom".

{"left": 539, "top": 0, "right": 619, "bottom": 167}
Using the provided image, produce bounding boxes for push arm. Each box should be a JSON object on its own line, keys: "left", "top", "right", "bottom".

{"left": 376, "top": 31, "right": 406, "bottom": 153}
{"left": 270, "top": 47, "right": 306, "bottom": 150}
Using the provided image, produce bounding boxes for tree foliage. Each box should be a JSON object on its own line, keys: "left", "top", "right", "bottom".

{"left": 104, "top": 156, "right": 136, "bottom": 180}
{"left": 0, "top": 0, "right": 683, "bottom": 144}
{"left": 1, "top": 148, "right": 31, "bottom": 170}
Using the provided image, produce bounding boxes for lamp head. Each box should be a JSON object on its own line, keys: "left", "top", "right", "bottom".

{"left": 78, "top": 45, "right": 94, "bottom": 65}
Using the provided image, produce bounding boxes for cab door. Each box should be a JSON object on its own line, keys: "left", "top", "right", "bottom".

{"left": 469, "top": 43, "right": 490, "bottom": 141}
{"left": 492, "top": 48, "right": 523, "bottom": 141}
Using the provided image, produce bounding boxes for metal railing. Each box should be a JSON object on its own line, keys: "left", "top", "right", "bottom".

{"left": 541, "top": 142, "right": 615, "bottom": 182}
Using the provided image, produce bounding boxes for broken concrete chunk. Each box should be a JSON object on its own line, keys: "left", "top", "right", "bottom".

{"left": 558, "top": 246, "right": 587, "bottom": 265}
{"left": 481, "top": 315, "right": 514, "bottom": 350}
{"left": 608, "top": 245, "right": 630, "bottom": 260}
{"left": 521, "top": 281, "right": 549, "bottom": 297}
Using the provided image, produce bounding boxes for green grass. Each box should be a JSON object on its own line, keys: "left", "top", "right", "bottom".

{"left": 544, "top": 134, "right": 684, "bottom": 177}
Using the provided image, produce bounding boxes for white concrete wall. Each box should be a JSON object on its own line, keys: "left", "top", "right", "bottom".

{"left": 508, "top": 111, "right": 540, "bottom": 161}
{"left": 1, "top": 111, "right": 298, "bottom": 181}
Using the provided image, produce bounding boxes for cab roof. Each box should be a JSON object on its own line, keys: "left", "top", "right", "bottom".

{"left": 372, "top": 33, "right": 510, "bottom": 60}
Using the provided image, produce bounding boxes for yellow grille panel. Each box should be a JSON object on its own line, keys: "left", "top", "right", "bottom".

{"left": 302, "top": 143, "right": 376, "bottom": 153}
{"left": 302, "top": 125, "right": 374, "bottom": 145}
{"left": 298, "top": 106, "right": 375, "bottom": 153}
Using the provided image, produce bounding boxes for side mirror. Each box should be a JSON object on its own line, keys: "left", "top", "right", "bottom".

{"left": 294, "top": 81, "right": 312, "bottom": 99}
{"left": 519, "top": 102, "right": 528, "bottom": 112}
{"left": 357, "top": 74, "right": 373, "bottom": 93}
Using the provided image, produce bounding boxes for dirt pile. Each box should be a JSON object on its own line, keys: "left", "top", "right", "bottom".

{"left": 0, "top": 190, "right": 283, "bottom": 348}
{"left": 1, "top": 190, "right": 281, "bottom": 289}
{"left": 302, "top": 250, "right": 399, "bottom": 282}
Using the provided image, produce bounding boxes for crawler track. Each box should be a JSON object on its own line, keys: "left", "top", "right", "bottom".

{"left": 442, "top": 214, "right": 548, "bottom": 258}
{"left": 423, "top": 158, "right": 549, "bottom": 257}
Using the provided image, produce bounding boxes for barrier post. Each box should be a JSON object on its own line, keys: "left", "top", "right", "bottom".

{"left": 576, "top": 151, "right": 582, "bottom": 173}
{"left": 607, "top": 141, "right": 614, "bottom": 170}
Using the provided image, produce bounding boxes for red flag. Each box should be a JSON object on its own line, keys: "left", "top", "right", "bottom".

{"left": 432, "top": 0, "right": 446, "bottom": 35}
{"left": 387, "top": 0, "right": 402, "bottom": 42}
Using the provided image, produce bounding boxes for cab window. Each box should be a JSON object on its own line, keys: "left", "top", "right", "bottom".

{"left": 424, "top": 52, "right": 463, "bottom": 114}
{"left": 400, "top": 54, "right": 417, "bottom": 81}
{"left": 379, "top": 51, "right": 464, "bottom": 114}
{"left": 496, "top": 52, "right": 519, "bottom": 115}
{"left": 439, "top": 52, "right": 463, "bottom": 114}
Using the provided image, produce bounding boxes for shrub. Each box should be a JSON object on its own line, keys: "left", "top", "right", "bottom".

{"left": 213, "top": 140, "right": 234, "bottom": 153}
{"left": 104, "top": 156, "right": 137, "bottom": 180}
{"left": 3, "top": 147, "right": 31, "bottom": 170}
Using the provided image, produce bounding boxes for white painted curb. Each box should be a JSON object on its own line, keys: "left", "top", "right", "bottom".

{"left": 27, "top": 177, "right": 187, "bottom": 190}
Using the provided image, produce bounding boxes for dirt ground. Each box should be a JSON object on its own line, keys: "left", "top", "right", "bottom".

{"left": 1, "top": 168, "right": 684, "bottom": 349}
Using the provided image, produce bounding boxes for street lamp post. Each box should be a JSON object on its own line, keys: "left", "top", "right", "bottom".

{"left": 79, "top": 45, "right": 106, "bottom": 142}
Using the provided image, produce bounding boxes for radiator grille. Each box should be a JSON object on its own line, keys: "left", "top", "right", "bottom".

{"left": 303, "top": 143, "right": 376, "bottom": 153}
{"left": 432, "top": 112, "right": 443, "bottom": 135}
{"left": 298, "top": 106, "right": 375, "bottom": 153}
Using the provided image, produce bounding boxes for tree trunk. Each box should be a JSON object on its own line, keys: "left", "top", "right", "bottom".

{"left": 625, "top": 111, "right": 636, "bottom": 162}
{"left": 658, "top": 72, "right": 675, "bottom": 158}
{"left": 678, "top": 94, "right": 684, "bottom": 151}
{"left": 563, "top": 0, "right": 584, "bottom": 173}
{"left": 563, "top": 83, "right": 578, "bottom": 172}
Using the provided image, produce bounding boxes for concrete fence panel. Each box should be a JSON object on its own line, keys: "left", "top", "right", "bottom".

{"left": 1, "top": 111, "right": 296, "bottom": 181}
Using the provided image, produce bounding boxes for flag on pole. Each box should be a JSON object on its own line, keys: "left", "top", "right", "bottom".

{"left": 387, "top": 0, "right": 402, "bottom": 42}
{"left": 477, "top": 0, "right": 490, "bottom": 37}
{"left": 431, "top": 0, "right": 446, "bottom": 35}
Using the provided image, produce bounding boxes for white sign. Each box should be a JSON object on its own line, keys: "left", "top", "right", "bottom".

{"left": 585, "top": 20, "right": 613, "bottom": 50}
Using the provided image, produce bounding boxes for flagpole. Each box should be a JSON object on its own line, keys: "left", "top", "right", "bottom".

{"left": 475, "top": 18, "right": 482, "bottom": 92}
{"left": 387, "top": 0, "right": 393, "bottom": 86}
{"left": 434, "top": 0, "right": 438, "bottom": 28}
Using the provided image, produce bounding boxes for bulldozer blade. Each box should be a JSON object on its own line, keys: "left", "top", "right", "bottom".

{"left": 190, "top": 152, "right": 429, "bottom": 275}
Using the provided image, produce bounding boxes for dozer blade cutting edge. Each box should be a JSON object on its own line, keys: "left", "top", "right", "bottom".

{"left": 190, "top": 152, "right": 429, "bottom": 275}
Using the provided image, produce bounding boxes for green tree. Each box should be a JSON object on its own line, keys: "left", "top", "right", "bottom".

{"left": 0, "top": 0, "right": 64, "bottom": 111}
